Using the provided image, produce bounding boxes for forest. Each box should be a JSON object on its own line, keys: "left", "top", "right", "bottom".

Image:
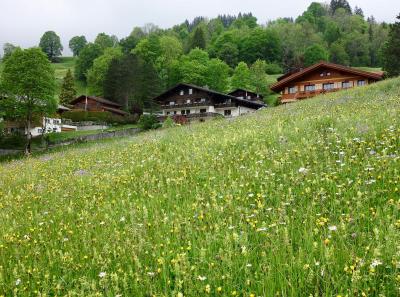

{"left": 1, "top": 1, "right": 394, "bottom": 109}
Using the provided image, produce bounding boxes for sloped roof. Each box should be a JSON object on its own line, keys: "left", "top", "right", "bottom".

{"left": 103, "top": 106, "right": 130, "bottom": 116}
{"left": 229, "top": 88, "right": 264, "bottom": 99}
{"left": 70, "top": 95, "right": 122, "bottom": 108}
{"left": 270, "top": 61, "right": 384, "bottom": 92}
{"left": 154, "top": 83, "right": 265, "bottom": 109}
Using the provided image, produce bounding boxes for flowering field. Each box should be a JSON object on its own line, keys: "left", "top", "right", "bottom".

{"left": 0, "top": 79, "right": 399, "bottom": 296}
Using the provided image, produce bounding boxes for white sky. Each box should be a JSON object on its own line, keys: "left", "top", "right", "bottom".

{"left": 0, "top": 0, "right": 398, "bottom": 56}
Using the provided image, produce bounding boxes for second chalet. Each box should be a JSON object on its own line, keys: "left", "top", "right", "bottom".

{"left": 154, "top": 83, "right": 265, "bottom": 121}
{"left": 270, "top": 61, "right": 384, "bottom": 104}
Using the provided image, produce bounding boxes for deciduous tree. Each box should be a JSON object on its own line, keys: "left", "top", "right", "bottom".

{"left": 0, "top": 48, "right": 56, "bottom": 154}
{"left": 69, "top": 36, "right": 87, "bottom": 56}
{"left": 75, "top": 43, "right": 103, "bottom": 82}
{"left": 231, "top": 62, "right": 252, "bottom": 90}
{"left": 39, "top": 31, "right": 63, "bottom": 61}
{"left": 304, "top": 44, "right": 329, "bottom": 66}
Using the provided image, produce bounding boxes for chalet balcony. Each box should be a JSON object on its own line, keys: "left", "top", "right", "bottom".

{"left": 296, "top": 88, "right": 342, "bottom": 99}
{"left": 161, "top": 102, "right": 210, "bottom": 109}
{"left": 214, "top": 102, "right": 236, "bottom": 108}
{"left": 186, "top": 112, "right": 221, "bottom": 119}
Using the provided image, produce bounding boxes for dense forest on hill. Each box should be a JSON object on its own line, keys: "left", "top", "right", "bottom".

{"left": 1, "top": 1, "right": 392, "bottom": 108}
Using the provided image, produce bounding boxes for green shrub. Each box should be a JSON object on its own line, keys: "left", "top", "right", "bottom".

{"left": 62, "top": 111, "right": 137, "bottom": 125}
{"left": 138, "top": 114, "right": 159, "bottom": 130}
{"left": 0, "top": 133, "right": 26, "bottom": 149}
{"left": 265, "top": 63, "right": 283, "bottom": 75}
{"left": 162, "top": 116, "right": 175, "bottom": 128}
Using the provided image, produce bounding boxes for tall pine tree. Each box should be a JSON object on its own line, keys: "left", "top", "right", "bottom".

{"left": 59, "top": 69, "right": 77, "bottom": 105}
{"left": 383, "top": 14, "right": 400, "bottom": 77}
{"left": 188, "top": 27, "right": 207, "bottom": 50}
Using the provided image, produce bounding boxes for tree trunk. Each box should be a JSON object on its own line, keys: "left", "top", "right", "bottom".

{"left": 25, "top": 114, "right": 32, "bottom": 155}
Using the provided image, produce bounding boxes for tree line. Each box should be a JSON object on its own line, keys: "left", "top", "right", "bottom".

{"left": 1, "top": 1, "right": 400, "bottom": 153}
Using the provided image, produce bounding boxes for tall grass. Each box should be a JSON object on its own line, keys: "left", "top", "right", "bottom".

{"left": 0, "top": 78, "right": 399, "bottom": 296}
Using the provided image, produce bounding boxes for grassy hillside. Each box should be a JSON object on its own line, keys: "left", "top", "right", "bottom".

{"left": 0, "top": 79, "right": 399, "bottom": 296}
{"left": 52, "top": 57, "right": 86, "bottom": 99}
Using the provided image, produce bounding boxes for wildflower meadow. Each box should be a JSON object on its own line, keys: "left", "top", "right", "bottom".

{"left": 0, "top": 78, "right": 399, "bottom": 296}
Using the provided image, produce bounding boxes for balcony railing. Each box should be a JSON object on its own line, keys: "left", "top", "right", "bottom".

{"left": 214, "top": 102, "right": 236, "bottom": 108}
{"left": 161, "top": 102, "right": 210, "bottom": 109}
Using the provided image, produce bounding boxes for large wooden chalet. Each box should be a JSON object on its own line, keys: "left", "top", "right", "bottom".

{"left": 270, "top": 61, "right": 384, "bottom": 104}
{"left": 154, "top": 83, "right": 265, "bottom": 121}
{"left": 70, "top": 95, "right": 129, "bottom": 116}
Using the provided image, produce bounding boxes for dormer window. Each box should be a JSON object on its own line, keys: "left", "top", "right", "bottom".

{"left": 180, "top": 90, "right": 184, "bottom": 96}
{"left": 189, "top": 88, "right": 193, "bottom": 95}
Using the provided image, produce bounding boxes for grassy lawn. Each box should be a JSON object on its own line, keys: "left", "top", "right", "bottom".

{"left": 47, "top": 124, "right": 139, "bottom": 143}
{"left": 0, "top": 77, "right": 399, "bottom": 296}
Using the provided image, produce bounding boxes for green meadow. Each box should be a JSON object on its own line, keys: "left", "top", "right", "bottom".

{"left": 0, "top": 78, "right": 399, "bottom": 296}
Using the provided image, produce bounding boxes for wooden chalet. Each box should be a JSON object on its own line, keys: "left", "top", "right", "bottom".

{"left": 70, "top": 96, "right": 129, "bottom": 116}
{"left": 270, "top": 61, "right": 384, "bottom": 104}
{"left": 228, "top": 89, "right": 264, "bottom": 103}
{"left": 154, "top": 83, "right": 265, "bottom": 121}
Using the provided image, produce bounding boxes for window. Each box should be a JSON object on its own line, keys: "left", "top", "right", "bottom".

{"left": 181, "top": 110, "right": 186, "bottom": 115}
{"left": 323, "top": 83, "right": 334, "bottom": 91}
{"left": 357, "top": 80, "right": 366, "bottom": 86}
{"left": 166, "top": 112, "right": 170, "bottom": 115}
{"left": 224, "top": 110, "right": 232, "bottom": 116}
{"left": 238, "top": 96, "right": 244, "bottom": 99}
{"left": 169, "top": 101, "right": 175, "bottom": 106}
{"left": 186, "top": 110, "right": 191, "bottom": 114}
{"left": 174, "top": 111, "right": 177, "bottom": 115}
{"left": 305, "top": 85, "right": 316, "bottom": 92}
{"left": 179, "top": 90, "right": 184, "bottom": 95}
{"left": 342, "top": 81, "right": 351, "bottom": 89}
{"left": 247, "top": 95, "right": 251, "bottom": 99}
{"left": 189, "top": 88, "right": 193, "bottom": 95}
{"left": 186, "top": 99, "right": 191, "bottom": 104}
{"left": 327, "top": 72, "right": 331, "bottom": 76}
{"left": 200, "top": 98, "right": 206, "bottom": 103}
{"left": 288, "top": 86, "right": 297, "bottom": 94}
{"left": 200, "top": 109, "right": 207, "bottom": 114}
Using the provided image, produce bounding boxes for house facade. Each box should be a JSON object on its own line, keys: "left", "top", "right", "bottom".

{"left": 270, "top": 62, "right": 384, "bottom": 104}
{"left": 70, "top": 96, "right": 130, "bottom": 116}
{"left": 2, "top": 105, "right": 77, "bottom": 136}
{"left": 154, "top": 83, "right": 265, "bottom": 121}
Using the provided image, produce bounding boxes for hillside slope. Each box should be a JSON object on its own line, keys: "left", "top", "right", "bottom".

{"left": 0, "top": 79, "right": 399, "bottom": 296}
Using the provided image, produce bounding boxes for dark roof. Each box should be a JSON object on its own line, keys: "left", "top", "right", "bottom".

{"left": 271, "top": 61, "right": 384, "bottom": 92}
{"left": 154, "top": 83, "right": 265, "bottom": 109}
{"left": 70, "top": 95, "right": 122, "bottom": 108}
{"left": 103, "top": 106, "right": 130, "bottom": 116}
{"left": 228, "top": 88, "right": 264, "bottom": 99}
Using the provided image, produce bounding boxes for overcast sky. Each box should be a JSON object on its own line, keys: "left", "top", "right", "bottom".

{"left": 1, "top": 0, "right": 399, "bottom": 56}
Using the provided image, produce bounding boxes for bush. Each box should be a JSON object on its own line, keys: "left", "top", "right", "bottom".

{"left": 62, "top": 111, "right": 137, "bottom": 125}
{"left": 265, "top": 63, "right": 283, "bottom": 75}
{"left": 162, "top": 116, "right": 175, "bottom": 128}
{"left": 0, "top": 133, "right": 26, "bottom": 149}
{"left": 138, "top": 114, "right": 160, "bottom": 130}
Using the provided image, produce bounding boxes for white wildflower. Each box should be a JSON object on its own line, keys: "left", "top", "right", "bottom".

{"left": 15, "top": 279, "right": 21, "bottom": 286}
{"left": 370, "top": 259, "right": 382, "bottom": 268}
{"left": 197, "top": 275, "right": 207, "bottom": 281}
{"left": 99, "top": 272, "right": 106, "bottom": 278}
{"left": 328, "top": 225, "right": 337, "bottom": 231}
